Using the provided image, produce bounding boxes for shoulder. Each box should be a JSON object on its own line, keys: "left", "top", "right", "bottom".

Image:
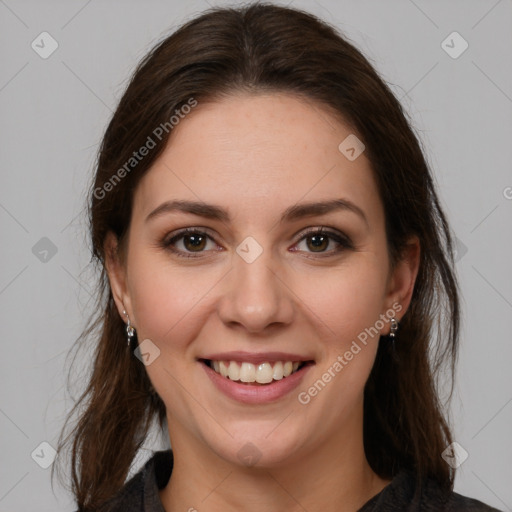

{"left": 420, "top": 472, "right": 502, "bottom": 511}
{"left": 447, "top": 490, "right": 503, "bottom": 511}
{"left": 88, "top": 450, "right": 173, "bottom": 512}
{"left": 360, "top": 469, "right": 503, "bottom": 511}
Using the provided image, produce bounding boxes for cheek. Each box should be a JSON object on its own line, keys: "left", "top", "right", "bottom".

{"left": 126, "top": 251, "right": 215, "bottom": 348}
{"left": 126, "top": 254, "right": 218, "bottom": 408}
{"left": 295, "top": 261, "right": 388, "bottom": 345}
{"left": 291, "top": 262, "right": 388, "bottom": 435}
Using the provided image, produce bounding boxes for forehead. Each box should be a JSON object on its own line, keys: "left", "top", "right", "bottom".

{"left": 133, "top": 92, "right": 382, "bottom": 229}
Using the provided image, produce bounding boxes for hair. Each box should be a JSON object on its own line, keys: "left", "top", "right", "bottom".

{"left": 54, "top": 2, "right": 460, "bottom": 510}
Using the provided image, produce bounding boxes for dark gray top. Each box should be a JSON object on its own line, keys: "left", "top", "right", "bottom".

{"left": 98, "top": 449, "right": 502, "bottom": 511}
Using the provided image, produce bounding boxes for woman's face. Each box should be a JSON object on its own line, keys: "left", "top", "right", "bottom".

{"left": 108, "top": 92, "right": 418, "bottom": 468}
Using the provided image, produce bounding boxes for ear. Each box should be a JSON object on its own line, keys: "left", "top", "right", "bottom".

{"left": 382, "top": 236, "right": 420, "bottom": 334}
{"left": 104, "top": 231, "right": 132, "bottom": 323}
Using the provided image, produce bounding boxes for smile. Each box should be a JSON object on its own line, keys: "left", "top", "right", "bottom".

{"left": 198, "top": 351, "right": 315, "bottom": 403}
{"left": 203, "top": 359, "right": 306, "bottom": 384}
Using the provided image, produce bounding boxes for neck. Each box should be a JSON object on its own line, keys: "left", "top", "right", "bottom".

{"left": 159, "top": 415, "right": 390, "bottom": 512}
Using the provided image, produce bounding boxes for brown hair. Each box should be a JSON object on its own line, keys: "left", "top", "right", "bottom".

{"left": 54, "top": 3, "right": 460, "bottom": 510}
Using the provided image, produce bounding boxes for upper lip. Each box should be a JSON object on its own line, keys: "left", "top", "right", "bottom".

{"left": 199, "top": 351, "right": 315, "bottom": 365}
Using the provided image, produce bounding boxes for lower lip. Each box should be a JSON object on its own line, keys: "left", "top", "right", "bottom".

{"left": 200, "top": 361, "right": 313, "bottom": 404}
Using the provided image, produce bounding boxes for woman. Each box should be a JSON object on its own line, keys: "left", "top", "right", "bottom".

{"left": 54, "top": 3, "right": 501, "bottom": 511}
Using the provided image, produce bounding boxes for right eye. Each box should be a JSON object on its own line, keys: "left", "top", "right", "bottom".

{"left": 162, "top": 228, "right": 221, "bottom": 258}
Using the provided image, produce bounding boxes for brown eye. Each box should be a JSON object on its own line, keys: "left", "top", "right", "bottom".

{"left": 163, "top": 229, "right": 219, "bottom": 258}
{"left": 182, "top": 233, "right": 207, "bottom": 252}
{"left": 306, "top": 233, "right": 330, "bottom": 252}
{"left": 294, "top": 228, "right": 353, "bottom": 256}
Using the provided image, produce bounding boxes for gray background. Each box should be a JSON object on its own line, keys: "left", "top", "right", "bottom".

{"left": 1, "top": 0, "right": 511, "bottom": 510}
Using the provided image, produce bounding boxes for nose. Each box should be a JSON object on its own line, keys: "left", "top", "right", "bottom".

{"left": 217, "top": 248, "right": 294, "bottom": 334}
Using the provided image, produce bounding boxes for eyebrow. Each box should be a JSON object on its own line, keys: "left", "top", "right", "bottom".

{"left": 145, "top": 198, "right": 369, "bottom": 227}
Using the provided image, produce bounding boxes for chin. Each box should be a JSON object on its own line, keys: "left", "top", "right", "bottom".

{"left": 205, "top": 424, "right": 306, "bottom": 470}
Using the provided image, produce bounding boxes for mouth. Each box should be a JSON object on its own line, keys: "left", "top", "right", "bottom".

{"left": 199, "top": 359, "right": 315, "bottom": 386}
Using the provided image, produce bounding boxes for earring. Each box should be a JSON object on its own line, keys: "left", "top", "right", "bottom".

{"left": 389, "top": 317, "right": 399, "bottom": 361}
{"left": 123, "top": 309, "right": 135, "bottom": 347}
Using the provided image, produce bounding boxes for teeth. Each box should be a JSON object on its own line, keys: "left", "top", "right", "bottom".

{"left": 256, "top": 362, "right": 273, "bottom": 384}
{"left": 239, "top": 362, "right": 255, "bottom": 382}
{"left": 219, "top": 361, "right": 228, "bottom": 377}
{"left": 209, "top": 360, "right": 304, "bottom": 384}
{"left": 272, "top": 361, "right": 284, "bottom": 380}
{"left": 228, "top": 361, "right": 240, "bottom": 380}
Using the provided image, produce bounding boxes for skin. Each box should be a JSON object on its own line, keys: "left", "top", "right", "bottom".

{"left": 105, "top": 92, "right": 420, "bottom": 512}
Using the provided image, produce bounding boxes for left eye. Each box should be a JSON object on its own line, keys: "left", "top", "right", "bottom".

{"left": 293, "top": 229, "right": 351, "bottom": 255}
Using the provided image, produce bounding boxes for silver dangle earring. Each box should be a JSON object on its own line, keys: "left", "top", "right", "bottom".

{"left": 123, "top": 310, "right": 135, "bottom": 347}
{"left": 389, "top": 317, "right": 399, "bottom": 361}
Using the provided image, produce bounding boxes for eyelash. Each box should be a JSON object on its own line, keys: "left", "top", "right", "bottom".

{"left": 161, "top": 227, "right": 353, "bottom": 259}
